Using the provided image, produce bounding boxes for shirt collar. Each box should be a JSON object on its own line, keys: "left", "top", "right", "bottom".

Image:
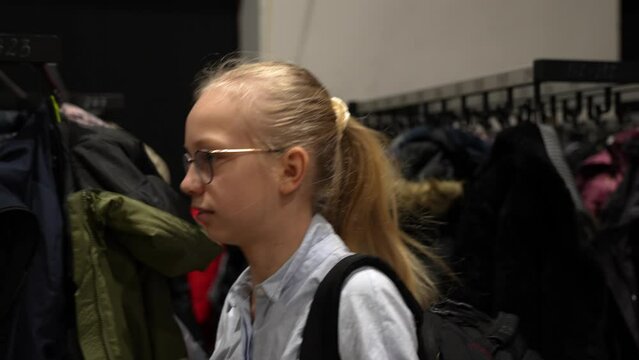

{"left": 259, "top": 214, "right": 334, "bottom": 302}
{"left": 229, "top": 214, "right": 336, "bottom": 305}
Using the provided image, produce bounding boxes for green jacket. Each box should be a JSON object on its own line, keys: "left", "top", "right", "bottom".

{"left": 67, "top": 190, "right": 220, "bottom": 360}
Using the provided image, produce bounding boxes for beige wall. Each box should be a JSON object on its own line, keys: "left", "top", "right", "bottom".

{"left": 243, "top": 0, "right": 619, "bottom": 102}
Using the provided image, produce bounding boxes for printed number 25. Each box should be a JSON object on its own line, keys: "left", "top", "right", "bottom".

{"left": 0, "top": 38, "right": 32, "bottom": 58}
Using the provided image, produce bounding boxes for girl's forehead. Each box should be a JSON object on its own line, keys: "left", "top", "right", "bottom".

{"left": 192, "top": 89, "right": 239, "bottom": 115}
{"left": 192, "top": 86, "right": 262, "bottom": 123}
{"left": 186, "top": 95, "right": 264, "bottom": 149}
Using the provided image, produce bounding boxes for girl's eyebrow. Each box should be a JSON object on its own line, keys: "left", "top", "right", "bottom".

{"left": 194, "top": 136, "right": 230, "bottom": 149}
{"left": 185, "top": 139, "right": 227, "bottom": 152}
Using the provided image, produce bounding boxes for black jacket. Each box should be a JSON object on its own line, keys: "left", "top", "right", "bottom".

{"left": 60, "top": 121, "right": 188, "bottom": 218}
{"left": 454, "top": 122, "right": 608, "bottom": 360}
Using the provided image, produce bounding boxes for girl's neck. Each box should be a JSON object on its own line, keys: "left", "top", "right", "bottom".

{"left": 242, "top": 211, "right": 313, "bottom": 286}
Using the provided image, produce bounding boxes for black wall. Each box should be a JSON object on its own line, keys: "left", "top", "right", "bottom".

{"left": 622, "top": 0, "right": 638, "bottom": 61}
{"left": 2, "top": 1, "right": 239, "bottom": 191}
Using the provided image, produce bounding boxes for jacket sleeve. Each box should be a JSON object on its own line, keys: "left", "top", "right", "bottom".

{"left": 73, "top": 190, "right": 221, "bottom": 277}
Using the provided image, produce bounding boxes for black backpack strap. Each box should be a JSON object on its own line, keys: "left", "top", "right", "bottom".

{"left": 488, "top": 312, "right": 519, "bottom": 345}
{"left": 299, "top": 253, "right": 426, "bottom": 360}
{"left": 490, "top": 312, "right": 544, "bottom": 360}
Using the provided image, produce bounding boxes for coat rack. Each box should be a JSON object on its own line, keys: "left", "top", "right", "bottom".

{"left": 0, "top": 33, "right": 67, "bottom": 107}
{"left": 350, "top": 59, "right": 639, "bottom": 123}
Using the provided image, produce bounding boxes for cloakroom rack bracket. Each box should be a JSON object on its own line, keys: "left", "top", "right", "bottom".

{"left": 350, "top": 59, "right": 639, "bottom": 116}
{"left": 0, "top": 33, "right": 67, "bottom": 106}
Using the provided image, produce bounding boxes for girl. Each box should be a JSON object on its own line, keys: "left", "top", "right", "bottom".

{"left": 180, "top": 60, "right": 445, "bottom": 359}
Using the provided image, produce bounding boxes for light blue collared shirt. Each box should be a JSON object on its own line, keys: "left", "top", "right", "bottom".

{"left": 210, "top": 214, "right": 418, "bottom": 360}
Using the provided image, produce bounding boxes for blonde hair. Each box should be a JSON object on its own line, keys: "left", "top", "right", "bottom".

{"left": 196, "top": 59, "right": 446, "bottom": 307}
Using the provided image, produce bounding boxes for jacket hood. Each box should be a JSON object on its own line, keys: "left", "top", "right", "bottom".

{"left": 395, "top": 178, "right": 463, "bottom": 219}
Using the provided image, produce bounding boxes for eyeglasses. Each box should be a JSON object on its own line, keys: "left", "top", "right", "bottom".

{"left": 183, "top": 148, "right": 282, "bottom": 184}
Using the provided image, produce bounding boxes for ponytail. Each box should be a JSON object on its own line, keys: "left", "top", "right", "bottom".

{"left": 323, "top": 115, "right": 444, "bottom": 307}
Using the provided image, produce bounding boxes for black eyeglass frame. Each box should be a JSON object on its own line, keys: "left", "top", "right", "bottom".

{"left": 183, "top": 148, "right": 283, "bottom": 184}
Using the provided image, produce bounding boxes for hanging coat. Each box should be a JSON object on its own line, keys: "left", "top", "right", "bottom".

{"left": 594, "top": 135, "right": 639, "bottom": 358}
{"left": 0, "top": 106, "right": 69, "bottom": 360}
{"left": 454, "top": 122, "right": 608, "bottom": 360}
{"left": 59, "top": 120, "right": 187, "bottom": 218}
{"left": 67, "top": 190, "right": 220, "bottom": 360}
{"left": 59, "top": 120, "right": 205, "bottom": 352}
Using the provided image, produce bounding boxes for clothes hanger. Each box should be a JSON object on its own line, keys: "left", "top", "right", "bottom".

{"left": 414, "top": 102, "right": 427, "bottom": 128}
{"left": 493, "top": 87, "right": 515, "bottom": 129}
{"left": 516, "top": 100, "right": 533, "bottom": 124}
{"left": 477, "top": 92, "right": 505, "bottom": 136}
{"left": 587, "top": 87, "right": 612, "bottom": 124}
{"left": 561, "top": 91, "right": 583, "bottom": 126}
{"left": 503, "top": 88, "right": 519, "bottom": 128}
{"left": 459, "top": 95, "right": 485, "bottom": 134}
{"left": 42, "top": 62, "right": 69, "bottom": 103}
{"left": 596, "top": 89, "right": 623, "bottom": 133}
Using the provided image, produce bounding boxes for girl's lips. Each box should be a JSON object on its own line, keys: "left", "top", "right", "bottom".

{"left": 190, "top": 207, "right": 214, "bottom": 224}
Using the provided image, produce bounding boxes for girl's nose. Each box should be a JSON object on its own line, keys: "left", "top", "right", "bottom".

{"left": 180, "top": 165, "right": 204, "bottom": 196}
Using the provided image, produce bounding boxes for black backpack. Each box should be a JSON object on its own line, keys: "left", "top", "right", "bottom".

{"left": 300, "top": 254, "right": 543, "bottom": 360}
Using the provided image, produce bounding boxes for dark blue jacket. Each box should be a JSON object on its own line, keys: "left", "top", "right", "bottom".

{"left": 389, "top": 125, "right": 489, "bottom": 181}
{"left": 0, "top": 107, "right": 69, "bottom": 360}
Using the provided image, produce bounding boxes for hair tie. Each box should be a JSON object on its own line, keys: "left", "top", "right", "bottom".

{"left": 331, "top": 97, "right": 351, "bottom": 139}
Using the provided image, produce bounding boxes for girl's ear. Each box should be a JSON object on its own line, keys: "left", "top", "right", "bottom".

{"left": 278, "top": 146, "right": 309, "bottom": 195}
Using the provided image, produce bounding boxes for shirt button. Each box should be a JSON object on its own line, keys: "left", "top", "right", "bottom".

{"left": 255, "top": 287, "right": 265, "bottom": 297}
